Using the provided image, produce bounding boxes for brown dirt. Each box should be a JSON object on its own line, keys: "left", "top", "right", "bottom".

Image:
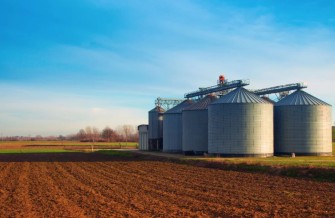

{"left": 0, "top": 153, "right": 334, "bottom": 217}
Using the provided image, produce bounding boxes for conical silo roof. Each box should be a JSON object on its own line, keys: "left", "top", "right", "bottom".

{"left": 275, "top": 90, "right": 330, "bottom": 106}
{"left": 261, "top": 96, "right": 276, "bottom": 104}
{"left": 165, "top": 100, "right": 193, "bottom": 114}
{"left": 184, "top": 95, "right": 218, "bottom": 111}
{"left": 149, "top": 106, "right": 165, "bottom": 113}
{"left": 211, "top": 87, "right": 270, "bottom": 104}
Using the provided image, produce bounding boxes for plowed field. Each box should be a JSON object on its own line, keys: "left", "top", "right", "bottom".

{"left": 0, "top": 153, "right": 334, "bottom": 217}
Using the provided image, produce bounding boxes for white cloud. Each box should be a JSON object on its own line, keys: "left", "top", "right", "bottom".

{"left": 0, "top": 84, "right": 147, "bottom": 136}
{"left": 2, "top": 0, "right": 335, "bottom": 136}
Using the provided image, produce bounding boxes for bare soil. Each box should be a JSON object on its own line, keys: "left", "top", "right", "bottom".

{"left": 0, "top": 152, "right": 334, "bottom": 217}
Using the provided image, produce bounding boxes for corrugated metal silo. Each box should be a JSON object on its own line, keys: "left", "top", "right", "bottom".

{"left": 148, "top": 106, "right": 165, "bottom": 150}
{"left": 208, "top": 88, "right": 273, "bottom": 157}
{"left": 182, "top": 95, "right": 217, "bottom": 155}
{"left": 275, "top": 90, "right": 332, "bottom": 156}
{"left": 138, "top": 125, "right": 149, "bottom": 150}
{"left": 163, "top": 100, "right": 194, "bottom": 152}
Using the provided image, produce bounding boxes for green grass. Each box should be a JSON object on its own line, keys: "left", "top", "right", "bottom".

{"left": 177, "top": 155, "right": 335, "bottom": 182}
{"left": 186, "top": 156, "right": 335, "bottom": 168}
{"left": 0, "top": 140, "right": 138, "bottom": 154}
{"left": 180, "top": 142, "right": 335, "bottom": 168}
{"left": 0, "top": 149, "right": 76, "bottom": 154}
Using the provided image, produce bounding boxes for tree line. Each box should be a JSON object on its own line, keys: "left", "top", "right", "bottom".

{"left": 1, "top": 125, "right": 139, "bottom": 142}
{"left": 76, "top": 125, "right": 138, "bottom": 142}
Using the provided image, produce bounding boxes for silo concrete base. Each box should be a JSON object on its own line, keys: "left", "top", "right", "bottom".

{"left": 148, "top": 138, "right": 163, "bottom": 151}
{"left": 209, "top": 153, "right": 274, "bottom": 157}
{"left": 275, "top": 152, "right": 333, "bottom": 157}
{"left": 183, "top": 151, "right": 206, "bottom": 156}
{"left": 163, "top": 149, "right": 182, "bottom": 153}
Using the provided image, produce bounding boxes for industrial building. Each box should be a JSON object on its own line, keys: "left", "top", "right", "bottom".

{"left": 182, "top": 95, "right": 217, "bottom": 155}
{"left": 163, "top": 100, "right": 194, "bottom": 152}
{"left": 275, "top": 90, "right": 332, "bottom": 156}
{"left": 148, "top": 106, "right": 164, "bottom": 150}
{"left": 138, "top": 125, "right": 149, "bottom": 150}
{"left": 138, "top": 75, "right": 332, "bottom": 157}
{"left": 208, "top": 88, "right": 273, "bottom": 157}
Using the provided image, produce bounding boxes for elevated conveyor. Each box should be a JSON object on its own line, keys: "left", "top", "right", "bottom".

{"left": 252, "top": 83, "right": 307, "bottom": 96}
{"left": 184, "top": 79, "right": 250, "bottom": 98}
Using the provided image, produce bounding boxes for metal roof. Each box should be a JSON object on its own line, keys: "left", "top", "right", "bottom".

{"left": 211, "top": 88, "right": 270, "bottom": 104}
{"left": 184, "top": 95, "right": 218, "bottom": 110}
{"left": 165, "top": 100, "right": 194, "bottom": 114}
{"left": 261, "top": 96, "right": 276, "bottom": 104}
{"left": 275, "top": 90, "right": 330, "bottom": 106}
{"left": 149, "top": 106, "right": 165, "bottom": 113}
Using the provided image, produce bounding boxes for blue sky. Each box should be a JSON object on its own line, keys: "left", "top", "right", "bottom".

{"left": 1, "top": 0, "right": 335, "bottom": 136}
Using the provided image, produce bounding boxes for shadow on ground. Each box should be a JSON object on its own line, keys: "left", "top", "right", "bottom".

{"left": 0, "top": 152, "right": 141, "bottom": 163}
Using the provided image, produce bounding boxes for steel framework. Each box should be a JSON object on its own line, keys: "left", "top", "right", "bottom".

{"left": 184, "top": 79, "right": 250, "bottom": 98}
{"left": 252, "top": 83, "right": 307, "bottom": 95}
{"left": 251, "top": 82, "right": 307, "bottom": 100}
{"left": 155, "top": 98, "right": 184, "bottom": 110}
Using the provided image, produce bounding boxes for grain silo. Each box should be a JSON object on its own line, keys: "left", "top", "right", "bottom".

{"left": 163, "top": 100, "right": 194, "bottom": 152}
{"left": 148, "top": 106, "right": 165, "bottom": 150}
{"left": 208, "top": 87, "right": 273, "bottom": 157}
{"left": 274, "top": 90, "right": 332, "bottom": 156}
{"left": 182, "top": 95, "right": 217, "bottom": 155}
{"left": 138, "top": 125, "right": 149, "bottom": 150}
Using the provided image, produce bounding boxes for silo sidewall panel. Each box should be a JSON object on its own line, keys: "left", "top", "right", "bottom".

{"left": 183, "top": 110, "right": 208, "bottom": 153}
{"left": 158, "top": 113, "right": 164, "bottom": 138}
{"left": 209, "top": 103, "right": 273, "bottom": 156}
{"left": 275, "top": 105, "right": 332, "bottom": 154}
{"left": 163, "top": 113, "right": 182, "bottom": 152}
{"left": 208, "top": 104, "right": 224, "bottom": 154}
{"left": 138, "top": 127, "right": 149, "bottom": 150}
{"left": 149, "top": 111, "right": 158, "bottom": 139}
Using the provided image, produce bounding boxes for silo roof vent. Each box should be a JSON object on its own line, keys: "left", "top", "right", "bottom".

{"left": 149, "top": 106, "right": 165, "bottom": 113}
{"left": 165, "top": 100, "right": 193, "bottom": 114}
{"left": 275, "top": 90, "right": 330, "bottom": 106}
{"left": 212, "top": 87, "right": 270, "bottom": 104}
{"left": 184, "top": 95, "right": 217, "bottom": 110}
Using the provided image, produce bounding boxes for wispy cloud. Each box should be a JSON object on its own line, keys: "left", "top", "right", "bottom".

{"left": 0, "top": 84, "right": 146, "bottom": 136}
{"left": 1, "top": 0, "right": 335, "bottom": 135}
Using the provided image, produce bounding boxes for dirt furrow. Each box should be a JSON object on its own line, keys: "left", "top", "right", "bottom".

{"left": 77, "top": 161, "right": 269, "bottom": 217}
{"left": 94, "top": 160, "right": 335, "bottom": 217}
{"left": 27, "top": 162, "right": 87, "bottom": 217}
{"left": 0, "top": 153, "right": 334, "bottom": 217}
{"left": 0, "top": 162, "right": 37, "bottom": 218}
{"left": 58, "top": 161, "right": 195, "bottom": 217}
{"left": 52, "top": 162, "right": 143, "bottom": 217}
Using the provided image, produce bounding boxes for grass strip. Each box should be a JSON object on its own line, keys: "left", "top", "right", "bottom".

{"left": 0, "top": 149, "right": 77, "bottom": 154}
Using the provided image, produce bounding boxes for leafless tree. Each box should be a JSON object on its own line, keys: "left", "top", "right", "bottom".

{"left": 77, "top": 129, "right": 87, "bottom": 141}
{"left": 102, "top": 126, "right": 116, "bottom": 142}
{"left": 122, "top": 125, "right": 134, "bottom": 146}
{"left": 84, "top": 126, "right": 100, "bottom": 152}
{"left": 92, "top": 127, "right": 100, "bottom": 142}
{"left": 85, "top": 126, "right": 92, "bottom": 141}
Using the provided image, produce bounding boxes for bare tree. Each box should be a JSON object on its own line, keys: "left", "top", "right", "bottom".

{"left": 84, "top": 126, "right": 100, "bottom": 152}
{"left": 122, "top": 125, "right": 134, "bottom": 146}
{"left": 102, "top": 126, "right": 116, "bottom": 142}
{"left": 77, "top": 129, "right": 86, "bottom": 141}
{"left": 85, "top": 126, "right": 92, "bottom": 141}
{"left": 92, "top": 127, "right": 100, "bottom": 142}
